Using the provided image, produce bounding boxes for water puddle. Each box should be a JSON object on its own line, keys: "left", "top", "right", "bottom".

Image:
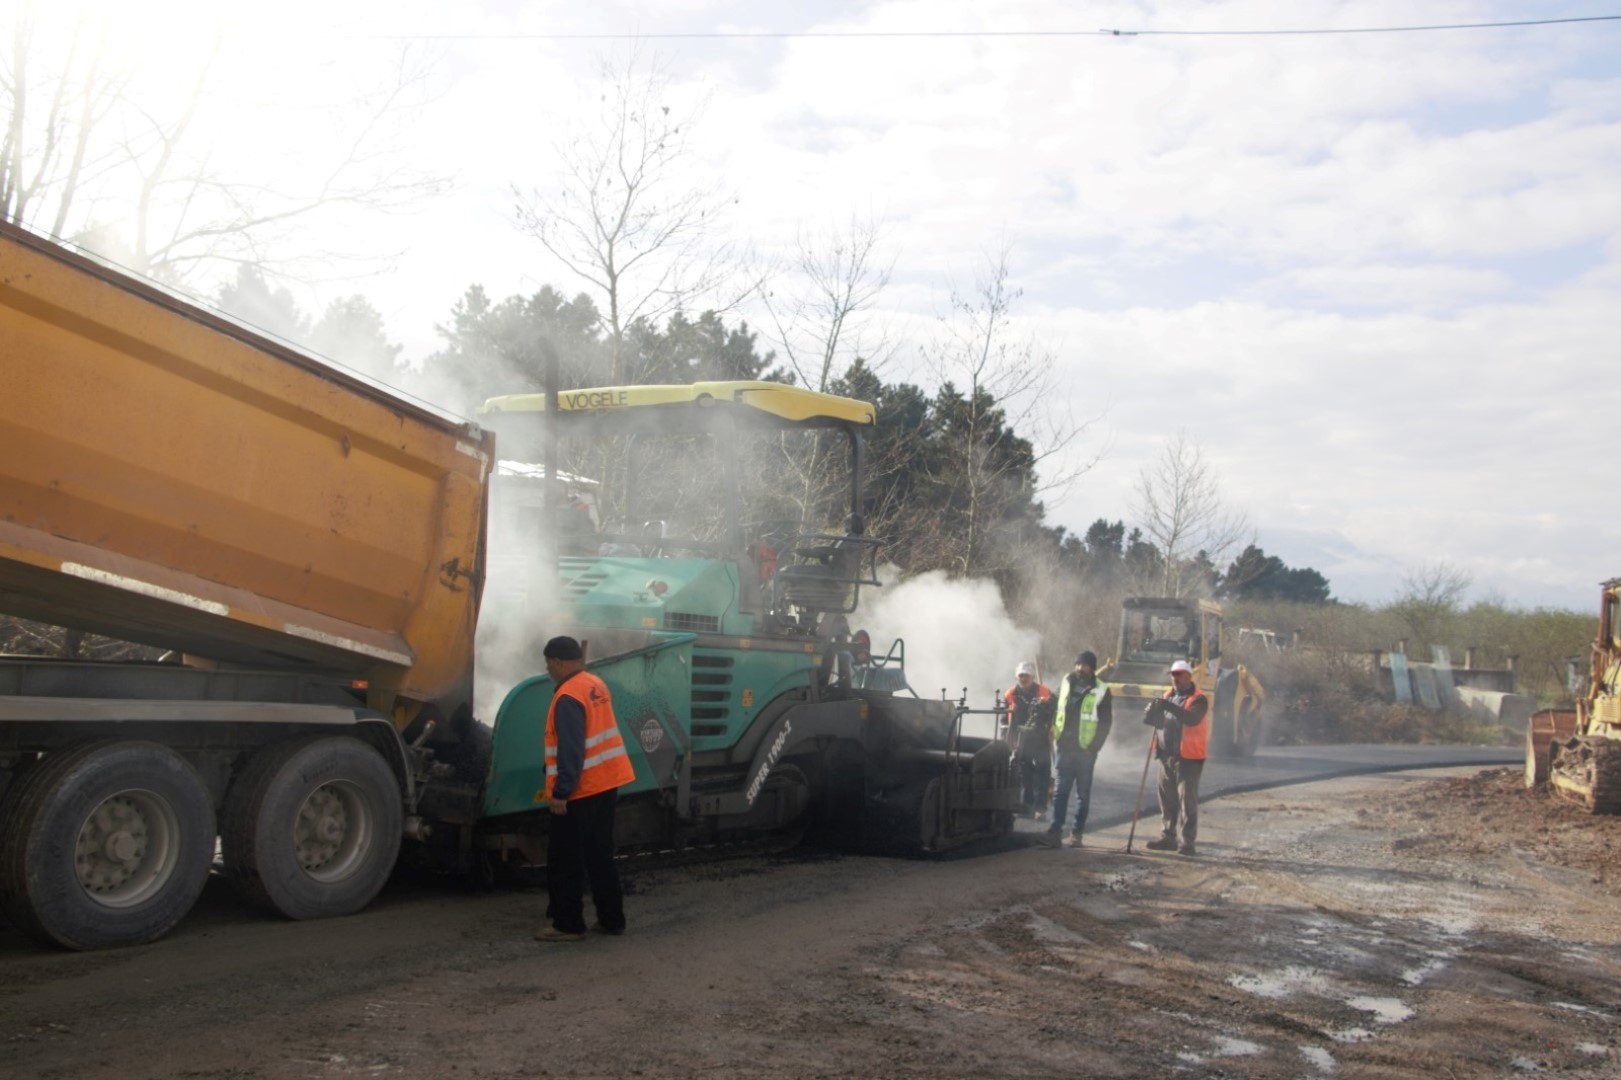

{"left": 1228, "top": 965, "right": 1332, "bottom": 999}
{"left": 1299, "top": 1045, "right": 1337, "bottom": 1072}
{"left": 1345, "top": 995, "right": 1414, "bottom": 1025}
{"left": 1400, "top": 955, "right": 1451, "bottom": 986}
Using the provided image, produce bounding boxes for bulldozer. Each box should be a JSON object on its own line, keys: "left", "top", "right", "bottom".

{"left": 1098, "top": 596, "right": 1267, "bottom": 758}
{"left": 1525, "top": 578, "right": 1621, "bottom": 812}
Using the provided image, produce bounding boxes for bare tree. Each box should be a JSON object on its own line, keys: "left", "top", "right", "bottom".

{"left": 1392, "top": 559, "right": 1473, "bottom": 651}
{"left": 919, "top": 246, "right": 1101, "bottom": 575}
{"left": 762, "top": 212, "right": 895, "bottom": 394}
{"left": 2, "top": 8, "right": 129, "bottom": 232}
{"left": 513, "top": 47, "right": 743, "bottom": 383}
{"left": 755, "top": 212, "right": 896, "bottom": 528}
{"left": 1133, "top": 431, "right": 1249, "bottom": 597}
{"left": 2, "top": 5, "right": 447, "bottom": 286}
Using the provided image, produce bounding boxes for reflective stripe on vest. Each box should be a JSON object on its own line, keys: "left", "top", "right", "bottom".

{"left": 1055, "top": 679, "right": 1107, "bottom": 750}
{"left": 544, "top": 671, "right": 636, "bottom": 801}
{"left": 1164, "top": 686, "right": 1209, "bottom": 760}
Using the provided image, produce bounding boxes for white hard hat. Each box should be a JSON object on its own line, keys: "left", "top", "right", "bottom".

{"left": 1169, "top": 660, "right": 1193, "bottom": 675}
{"left": 1015, "top": 662, "right": 1036, "bottom": 677}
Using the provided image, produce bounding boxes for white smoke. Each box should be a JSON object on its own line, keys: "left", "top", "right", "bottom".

{"left": 857, "top": 569, "right": 1043, "bottom": 740}
{"left": 471, "top": 469, "right": 571, "bottom": 723}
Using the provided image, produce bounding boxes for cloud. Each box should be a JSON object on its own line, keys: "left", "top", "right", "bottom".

{"left": 57, "top": 0, "right": 1612, "bottom": 609}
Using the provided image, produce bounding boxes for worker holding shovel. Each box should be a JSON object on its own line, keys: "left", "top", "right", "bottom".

{"left": 1142, "top": 660, "right": 1210, "bottom": 856}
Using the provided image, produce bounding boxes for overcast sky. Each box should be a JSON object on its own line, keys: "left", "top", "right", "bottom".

{"left": 35, "top": 1, "right": 1621, "bottom": 610}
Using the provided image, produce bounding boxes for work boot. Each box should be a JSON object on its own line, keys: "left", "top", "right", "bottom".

{"left": 1145, "top": 835, "right": 1177, "bottom": 852}
{"left": 535, "top": 925, "right": 587, "bottom": 942}
{"left": 1178, "top": 842, "right": 1197, "bottom": 857}
{"left": 591, "top": 921, "right": 626, "bottom": 936}
{"left": 1063, "top": 830, "right": 1083, "bottom": 849}
{"left": 1039, "top": 826, "right": 1062, "bottom": 848}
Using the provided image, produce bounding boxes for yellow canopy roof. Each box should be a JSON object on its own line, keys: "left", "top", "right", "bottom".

{"left": 479, "top": 380, "right": 875, "bottom": 428}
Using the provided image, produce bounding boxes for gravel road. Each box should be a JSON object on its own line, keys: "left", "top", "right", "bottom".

{"left": 3, "top": 765, "right": 1617, "bottom": 1079}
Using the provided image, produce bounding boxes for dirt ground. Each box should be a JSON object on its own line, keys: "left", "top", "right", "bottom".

{"left": 3, "top": 766, "right": 1620, "bottom": 1079}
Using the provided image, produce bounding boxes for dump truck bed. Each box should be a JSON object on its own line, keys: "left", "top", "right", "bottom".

{"left": 0, "top": 221, "right": 491, "bottom": 720}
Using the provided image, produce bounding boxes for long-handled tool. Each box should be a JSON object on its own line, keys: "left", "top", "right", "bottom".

{"left": 1034, "top": 657, "right": 1053, "bottom": 819}
{"left": 1124, "top": 727, "right": 1157, "bottom": 854}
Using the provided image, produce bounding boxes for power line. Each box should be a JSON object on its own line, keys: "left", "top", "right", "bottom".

{"left": 371, "top": 15, "right": 1621, "bottom": 41}
{"left": 1108, "top": 14, "right": 1621, "bottom": 36}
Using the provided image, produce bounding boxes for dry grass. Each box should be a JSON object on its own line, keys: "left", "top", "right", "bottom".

{"left": 1240, "top": 644, "right": 1514, "bottom": 746}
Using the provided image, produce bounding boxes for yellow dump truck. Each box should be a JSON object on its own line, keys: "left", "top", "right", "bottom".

{"left": 1, "top": 221, "right": 1015, "bottom": 950}
{"left": 1, "top": 219, "right": 493, "bottom": 948}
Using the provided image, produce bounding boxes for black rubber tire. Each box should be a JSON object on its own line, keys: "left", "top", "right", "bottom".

{"left": 759, "top": 763, "right": 812, "bottom": 854}
{"left": 0, "top": 740, "right": 216, "bottom": 950}
{"left": 221, "top": 736, "right": 403, "bottom": 920}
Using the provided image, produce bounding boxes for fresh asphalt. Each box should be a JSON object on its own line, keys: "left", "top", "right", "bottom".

{"left": 1013, "top": 742, "right": 1523, "bottom": 842}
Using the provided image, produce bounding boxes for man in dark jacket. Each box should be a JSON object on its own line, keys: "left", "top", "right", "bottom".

{"left": 1044, "top": 651, "right": 1112, "bottom": 848}
{"left": 537, "top": 636, "right": 636, "bottom": 941}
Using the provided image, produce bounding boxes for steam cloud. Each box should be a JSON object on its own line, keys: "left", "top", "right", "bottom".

{"left": 858, "top": 568, "right": 1042, "bottom": 740}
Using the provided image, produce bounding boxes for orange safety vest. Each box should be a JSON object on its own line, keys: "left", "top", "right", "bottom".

{"left": 1003, "top": 683, "right": 1052, "bottom": 726}
{"left": 1162, "top": 685, "right": 1209, "bottom": 761}
{"left": 544, "top": 671, "right": 635, "bottom": 802}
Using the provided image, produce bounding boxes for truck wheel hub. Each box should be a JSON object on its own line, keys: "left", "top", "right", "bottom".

{"left": 104, "top": 830, "right": 141, "bottom": 863}
{"left": 293, "top": 782, "right": 371, "bottom": 880}
{"left": 297, "top": 789, "right": 348, "bottom": 864}
{"left": 74, "top": 791, "right": 179, "bottom": 907}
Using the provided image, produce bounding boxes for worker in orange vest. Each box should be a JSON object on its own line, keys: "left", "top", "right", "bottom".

{"left": 1143, "top": 660, "right": 1209, "bottom": 856}
{"left": 536, "top": 635, "right": 637, "bottom": 942}
{"left": 1004, "top": 662, "right": 1055, "bottom": 819}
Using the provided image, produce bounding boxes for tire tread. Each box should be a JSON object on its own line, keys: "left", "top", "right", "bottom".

{"left": 220, "top": 735, "right": 402, "bottom": 920}
{"left": 0, "top": 740, "right": 214, "bottom": 949}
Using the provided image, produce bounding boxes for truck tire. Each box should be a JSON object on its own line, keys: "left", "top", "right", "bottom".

{"left": 0, "top": 740, "right": 215, "bottom": 950}
{"left": 221, "top": 736, "right": 402, "bottom": 920}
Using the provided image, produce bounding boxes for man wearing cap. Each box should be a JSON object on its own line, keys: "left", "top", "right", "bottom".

{"left": 1045, "top": 651, "right": 1112, "bottom": 848}
{"left": 1142, "top": 660, "right": 1210, "bottom": 856}
{"left": 536, "top": 635, "right": 636, "bottom": 941}
{"left": 1004, "top": 662, "right": 1054, "bottom": 819}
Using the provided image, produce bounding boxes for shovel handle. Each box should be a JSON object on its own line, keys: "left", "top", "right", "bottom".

{"left": 1124, "top": 728, "right": 1157, "bottom": 854}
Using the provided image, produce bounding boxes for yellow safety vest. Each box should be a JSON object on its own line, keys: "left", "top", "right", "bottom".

{"left": 1054, "top": 678, "right": 1108, "bottom": 751}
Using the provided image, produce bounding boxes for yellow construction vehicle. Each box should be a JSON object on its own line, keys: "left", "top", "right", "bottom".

{"left": 1098, "top": 596, "right": 1267, "bottom": 758}
{"left": 1527, "top": 578, "right": 1621, "bottom": 812}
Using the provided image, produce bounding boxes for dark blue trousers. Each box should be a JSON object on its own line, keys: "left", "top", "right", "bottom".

{"left": 1051, "top": 748, "right": 1099, "bottom": 833}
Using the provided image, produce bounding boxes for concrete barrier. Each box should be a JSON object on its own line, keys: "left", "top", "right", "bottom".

{"left": 1452, "top": 685, "right": 1535, "bottom": 733}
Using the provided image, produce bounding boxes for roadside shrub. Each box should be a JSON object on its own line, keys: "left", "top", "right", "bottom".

{"left": 1248, "top": 646, "right": 1510, "bottom": 746}
{"left": 1226, "top": 597, "right": 1590, "bottom": 719}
